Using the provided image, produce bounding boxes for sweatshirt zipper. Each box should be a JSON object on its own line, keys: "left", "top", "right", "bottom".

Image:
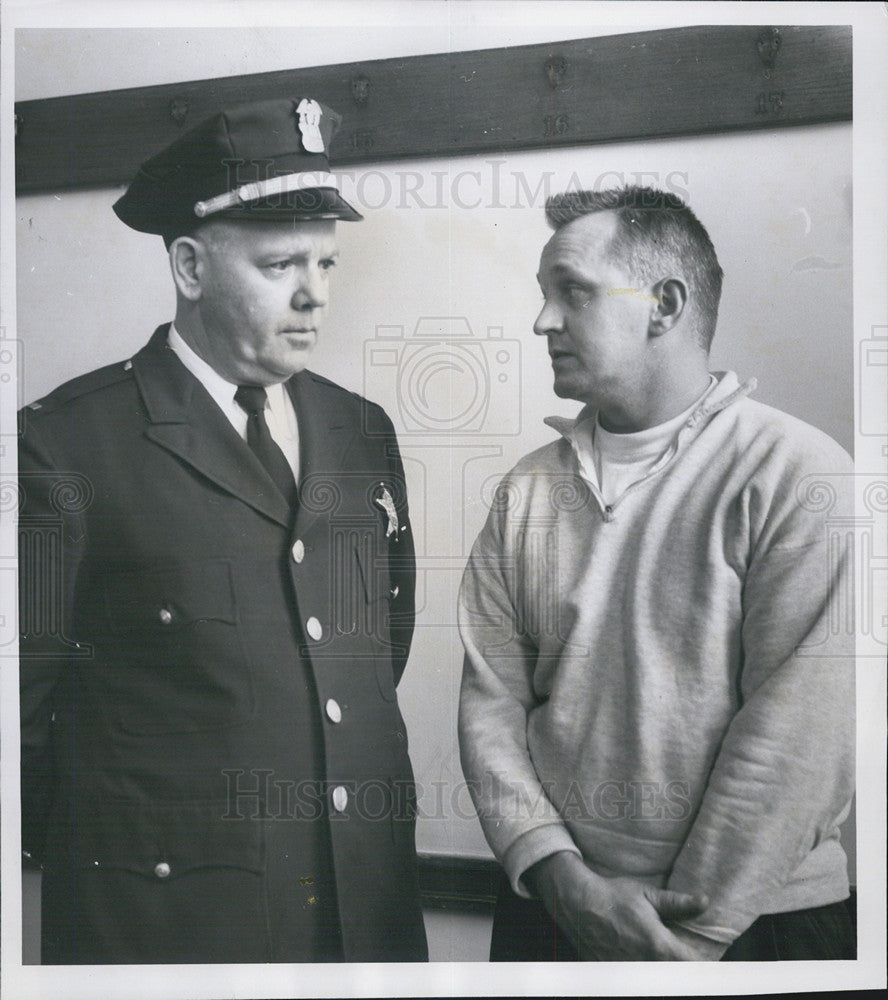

{"left": 555, "top": 374, "right": 758, "bottom": 523}
{"left": 586, "top": 437, "right": 683, "bottom": 522}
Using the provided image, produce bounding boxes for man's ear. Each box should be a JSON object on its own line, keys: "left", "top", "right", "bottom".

{"left": 648, "top": 277, "right": 688, "bottom": 337}
{"left": 169, "top": 236, "right": 203, "bottom": 302}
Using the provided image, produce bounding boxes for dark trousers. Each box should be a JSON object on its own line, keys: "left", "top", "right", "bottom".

{"left": 489, "top": 875, "right": 856, "bottom": 961}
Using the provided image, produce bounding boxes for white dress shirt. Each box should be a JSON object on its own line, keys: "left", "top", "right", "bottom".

{"left": 167, "top": 324, "right": 300, "bottom": 481}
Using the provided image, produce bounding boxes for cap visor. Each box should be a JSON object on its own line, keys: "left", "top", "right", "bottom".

{"left": 218, "top": 187, "right": 363, "bottom": 222}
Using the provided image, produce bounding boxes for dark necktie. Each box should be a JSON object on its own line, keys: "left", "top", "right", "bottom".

{"left": 234, "top": 384, "right": 297, "bottom": 508}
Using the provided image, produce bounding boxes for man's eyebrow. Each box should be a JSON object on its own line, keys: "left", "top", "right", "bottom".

{"left": 547, "top": 262, "right": 593, "bottom": 283}
{"left": 261, "top": 247, "right": 340, "bottom": 262}
{"left": 259, "top": 249, "right": 306, "bottom": 262}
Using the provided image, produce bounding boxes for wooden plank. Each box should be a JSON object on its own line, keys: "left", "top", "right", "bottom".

{"left": 414, "top": 854, "right": 859, "bottom": 922}
{"left": 416, "top": 852, "right": 499, "bottom": 912}
{"left": 15, "top": 24, "right": 851, "bottom": 194}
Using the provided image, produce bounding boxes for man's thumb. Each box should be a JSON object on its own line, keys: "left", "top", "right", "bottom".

{"left": 646, "top": 887, "right": 709, "bottom": 921}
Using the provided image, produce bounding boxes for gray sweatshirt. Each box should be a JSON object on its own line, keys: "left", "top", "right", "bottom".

{"left": 458, "top": 371, "right": 854, "bottom": 943}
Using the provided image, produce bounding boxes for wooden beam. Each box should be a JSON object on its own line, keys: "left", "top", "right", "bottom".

{"left": 414, "top": 855, "right": 858, "bottom": 927}
{"left": 417, "top": 852, "right": 499, "bottom": 912}
{"left": 14, "top": 24, "right": 851, "bottom": 195}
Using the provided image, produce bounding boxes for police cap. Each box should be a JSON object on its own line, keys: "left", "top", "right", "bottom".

{"left": 113, "top": 97, "right": 362, "bottom": 241}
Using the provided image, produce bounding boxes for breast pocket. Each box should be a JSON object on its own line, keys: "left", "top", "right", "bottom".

{"left": 101, "top": 558, "right": 254, "bottom": 734}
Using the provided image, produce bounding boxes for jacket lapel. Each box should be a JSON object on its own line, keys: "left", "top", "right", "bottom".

{"left": 133, "top": 326, "right": 292, "bottom": 528}
{"left": 288, "top": 371, "right": 353, "bottom": 540}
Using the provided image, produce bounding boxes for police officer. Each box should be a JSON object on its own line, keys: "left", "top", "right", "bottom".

{"left": 19, "top": 97, "right": 428, "bottom": 964}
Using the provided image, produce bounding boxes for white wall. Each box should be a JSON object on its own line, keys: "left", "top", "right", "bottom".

{"left": 14, "top": 25, "right": 854, "bottom": 867}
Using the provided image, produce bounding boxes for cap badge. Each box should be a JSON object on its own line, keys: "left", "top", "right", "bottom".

{"left": 296, "top": 99, "right": 325, "bottom": 154}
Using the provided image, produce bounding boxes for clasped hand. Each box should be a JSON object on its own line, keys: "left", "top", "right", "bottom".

{"left": 525, "top": 852, "right": 728, "bottom": 961}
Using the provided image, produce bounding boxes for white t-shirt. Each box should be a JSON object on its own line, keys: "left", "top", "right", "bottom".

{"left": 571, "top": 377, "right": 717, "bottom": 506}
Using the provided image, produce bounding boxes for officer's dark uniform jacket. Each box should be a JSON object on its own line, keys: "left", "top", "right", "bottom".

{"left": 19, "top": 325, "right": 428, "bottom": 963}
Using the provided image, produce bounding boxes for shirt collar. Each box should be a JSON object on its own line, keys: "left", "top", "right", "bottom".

{"left": 544, "top": 371, "right": 754, "bottom": 445}
{"left": 167, "top": 323, "right": 241, "bottom": 410}
{"left": 168, "top": 325, "right": 295, "bottom": 420}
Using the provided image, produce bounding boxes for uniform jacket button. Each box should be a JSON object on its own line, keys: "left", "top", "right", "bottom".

{"left": 154, "top": 861, "right": 171, "bottom": 879}
{"left": 291, "top": 539, "right": 305, "bottom": 563}
{"left": 331, "top": 785, "right": 348, "bottom": 813}
{"left": 325, "top": 698, "right": 342, "bottom": 724}
{"left": 306, "top": 616, "right": 323, "bottom": 641}
{"left": 158, "top": 608, "right": 173, "bottom": 625}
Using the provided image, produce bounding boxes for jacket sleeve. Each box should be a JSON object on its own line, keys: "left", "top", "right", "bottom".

{"left": 18, "top": 413, "right": 88, "bottom": 863}
{"left": 666, "top": 453, "right": 855, "bottom": 942}
{"left": 375, "top": 406, "right": 415, "bottom": 688}
{"left": 458, "top": 486, "right": 582, "bottom": 896}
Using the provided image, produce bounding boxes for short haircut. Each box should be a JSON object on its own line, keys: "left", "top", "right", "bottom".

{"left": 162, "top": 225, "right": 199, "bottom": 250}
{"left": 545, "top": 186, "right": 724, "bottom": 350}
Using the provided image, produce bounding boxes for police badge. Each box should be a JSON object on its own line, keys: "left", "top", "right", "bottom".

{"left": 296, "top": 98, "right": 326, "bottom": 153}
{"left": 374, "top": 483, "right": 400, "bottom": 540}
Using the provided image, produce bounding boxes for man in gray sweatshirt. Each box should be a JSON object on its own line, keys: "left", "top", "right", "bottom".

{"left": 458, "top": 186, "right": 855, "bottom": 961}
